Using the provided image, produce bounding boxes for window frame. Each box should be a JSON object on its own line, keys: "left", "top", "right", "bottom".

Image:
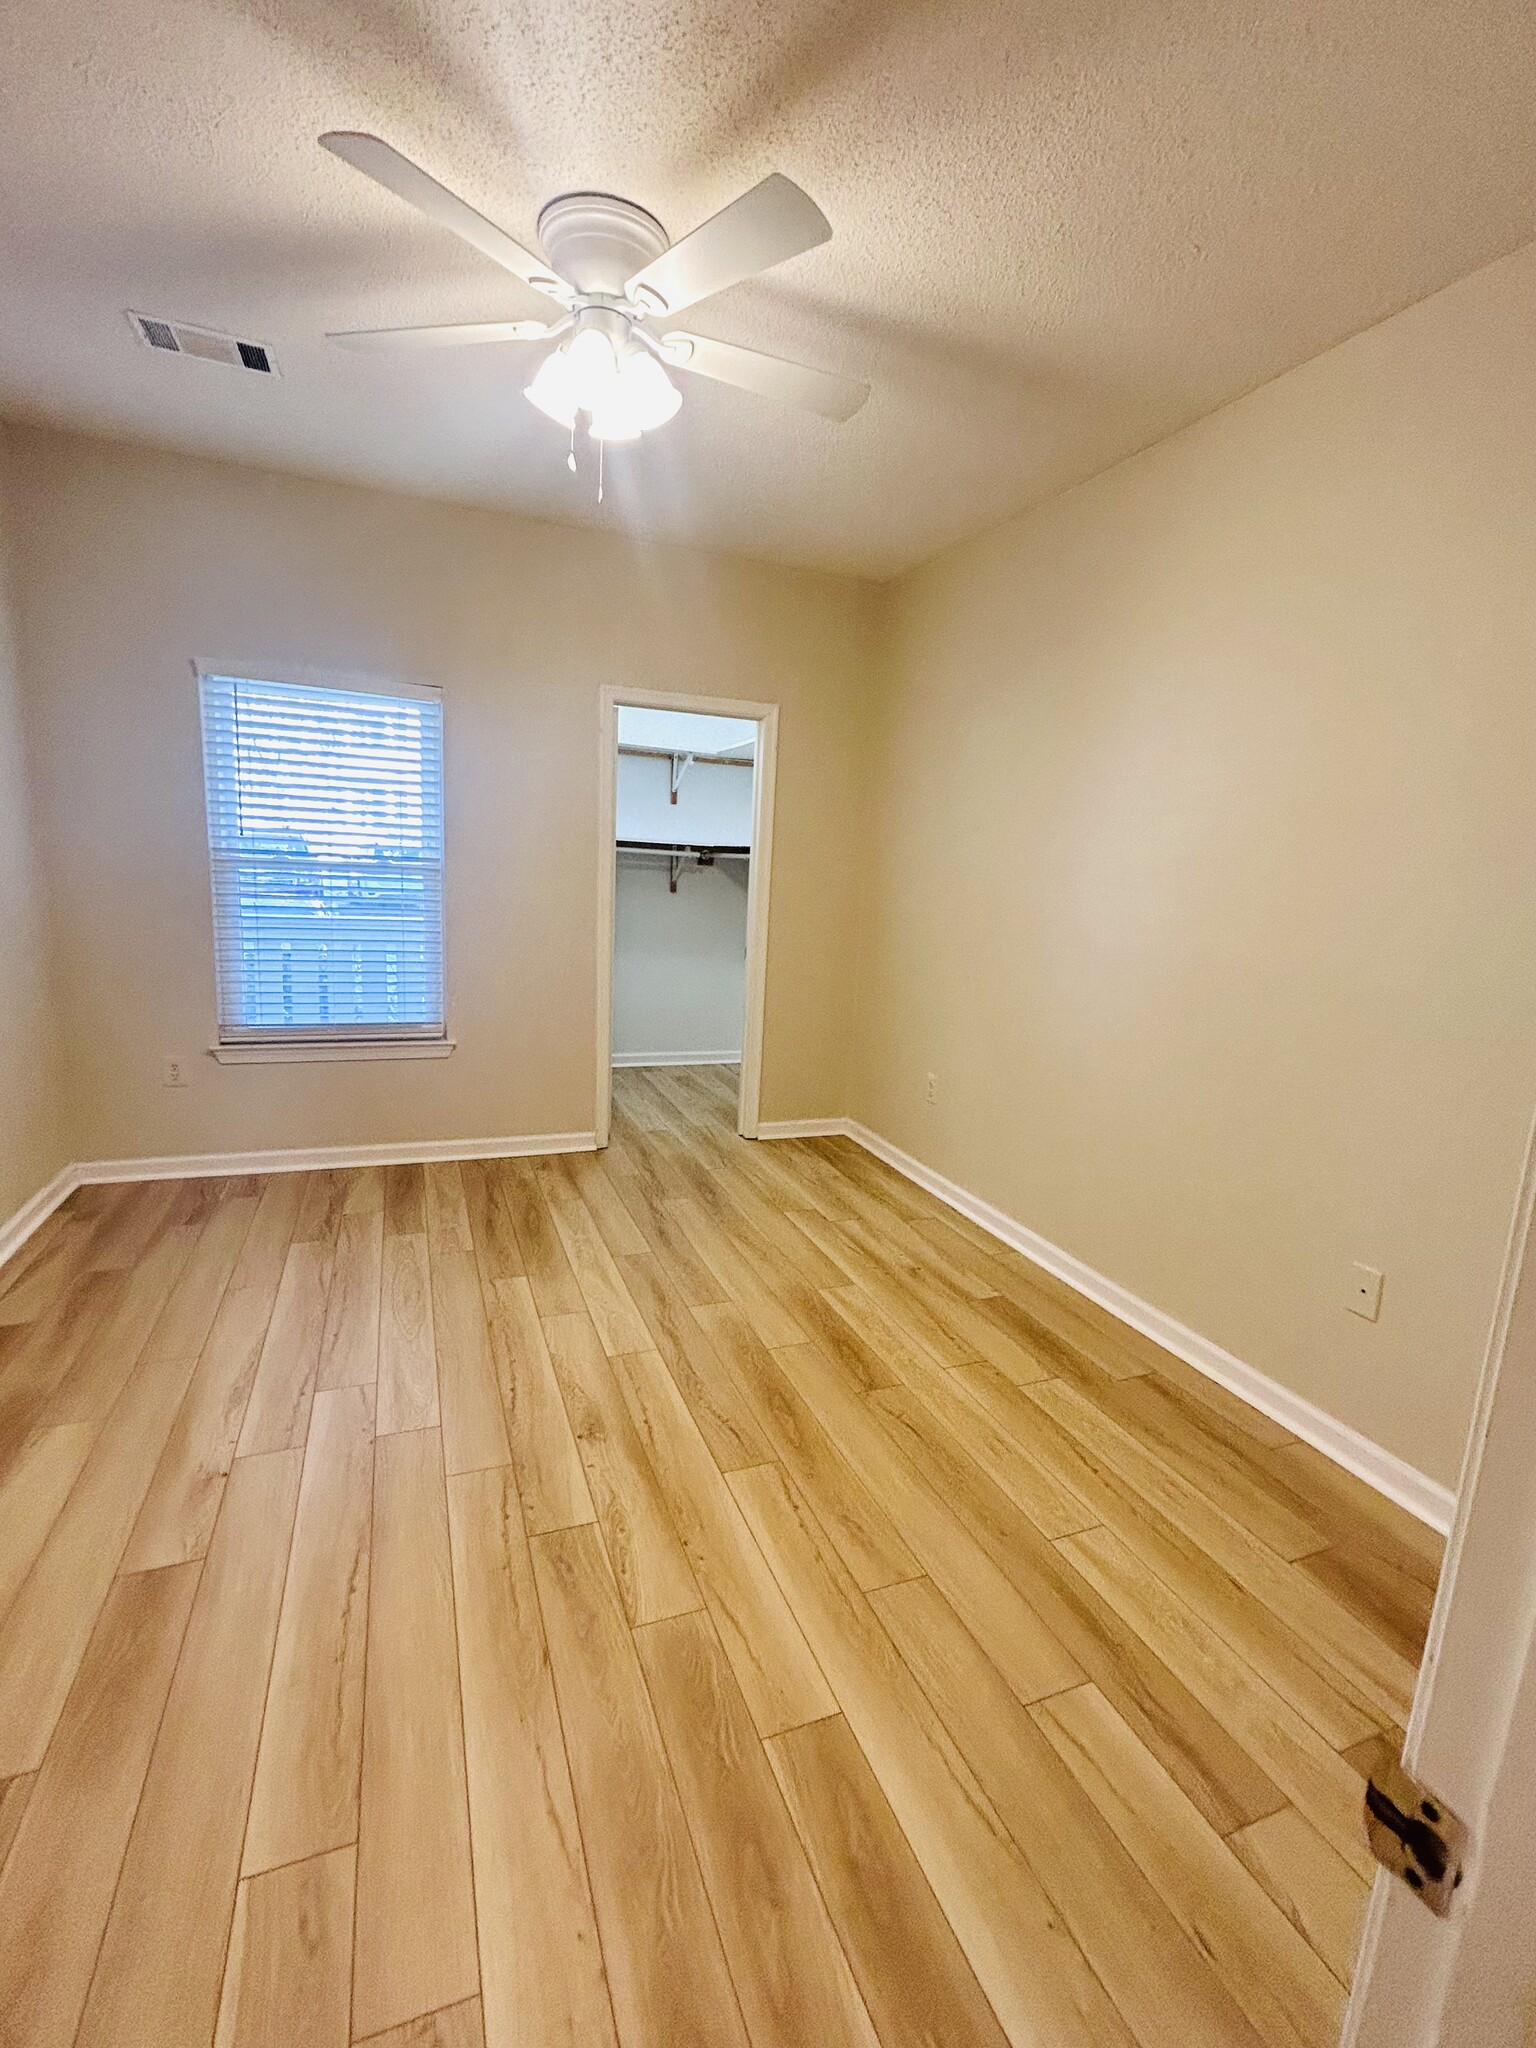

{"left": 194, "top": 661, "right": 451, "bottom": 1061}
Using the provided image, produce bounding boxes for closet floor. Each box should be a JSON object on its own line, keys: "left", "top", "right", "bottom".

{"left": 0, "top": 1063, "right": 1441, "bottom": 2048}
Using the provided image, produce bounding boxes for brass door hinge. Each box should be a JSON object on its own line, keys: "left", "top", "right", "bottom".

{"left": 1365, "top": 1758, "right": 1468, "bottom": 1918}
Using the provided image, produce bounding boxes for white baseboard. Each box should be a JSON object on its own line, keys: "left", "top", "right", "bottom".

{"left": 0, "top": 1163, "right": 78, "bottom": 1271}
{"left": 612, "top": 1052, "right": 741, "bottom": 1068}
{"left": 759, "top": 1115, "right": 1454, "bottom": 1534}
{"left": 72, "top": 1131, "right": 598, "bottom": 1185}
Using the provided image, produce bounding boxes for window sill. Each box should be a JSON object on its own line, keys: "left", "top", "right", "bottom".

{"left": 210, "top": 1039, "right": 456, "bottom": 1066}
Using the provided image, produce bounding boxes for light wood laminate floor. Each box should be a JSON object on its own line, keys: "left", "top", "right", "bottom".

{"left": 0, "top": 1064, "right": 1442, "bottom": 2048}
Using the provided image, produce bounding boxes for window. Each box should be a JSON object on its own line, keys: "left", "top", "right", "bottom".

{"left": 198, "top": 671, "right": 445, "bottom": 1046}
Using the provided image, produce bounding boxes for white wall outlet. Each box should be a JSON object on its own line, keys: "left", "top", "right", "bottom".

{"left": 163, "top": 1055, "right": 189, "bottom": 1088}
{"left": 925, "top": 1071, "right": 938, "bottom": 1105}
{"left": 1348, "top": 1262, "right": 1384, "bottom": 1321}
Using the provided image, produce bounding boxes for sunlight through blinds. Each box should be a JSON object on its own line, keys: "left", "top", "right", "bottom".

{"left": 198, "top": 672, "right": 445, "bottom": 1041}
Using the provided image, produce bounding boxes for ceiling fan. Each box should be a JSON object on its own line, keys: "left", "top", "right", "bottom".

{"left": 320, "top": 133, "right": 869, "bottom": 464}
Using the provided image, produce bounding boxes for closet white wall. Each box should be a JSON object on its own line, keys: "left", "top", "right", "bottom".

{"left": 613, "top": 751, "right": 752, "bottom": 1064}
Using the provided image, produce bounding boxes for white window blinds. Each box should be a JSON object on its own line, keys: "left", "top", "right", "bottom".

{"left": 198, "top": 672, "right": 445, "bottom": 1042}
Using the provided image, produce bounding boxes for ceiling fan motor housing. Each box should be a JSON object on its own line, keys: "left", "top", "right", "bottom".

{"left": 536, "top": 192, "right": 669, "bottom": 301}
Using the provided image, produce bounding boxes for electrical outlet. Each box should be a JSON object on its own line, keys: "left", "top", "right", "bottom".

{"left": 1348, "top": 1262, "right": 1384, "bottom": 1321}
{"left": 925, "top": 1071, "right": 938, "bottom": 1106}
{"left": 163, "top": 1055, "right": 188, "bottom": 1089}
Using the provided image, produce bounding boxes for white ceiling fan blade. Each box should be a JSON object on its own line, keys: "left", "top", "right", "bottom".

{"left": 320, "top": 132, "right": 569, "bottom": 304}
{"left": 328, "top": 319, "right": 558, "bottom": 351}
{"left": 625, "top": 174, "right": 830, "bottom": 316}
{"left": 661, "top": 332, "right": 868, "bottom": 421}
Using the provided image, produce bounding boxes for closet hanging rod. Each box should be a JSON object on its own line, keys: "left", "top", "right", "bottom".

{"left": 615, "top": 840, "right": 750, "bottom": 858}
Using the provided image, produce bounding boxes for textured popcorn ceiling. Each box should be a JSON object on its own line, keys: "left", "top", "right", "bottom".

{"left": 2, "top": 0, "right": 1533, "bottom": 577}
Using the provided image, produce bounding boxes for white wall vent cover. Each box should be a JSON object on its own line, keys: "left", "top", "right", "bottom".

{"left": 128, "top": 311, "right": 277, "bottom": 375}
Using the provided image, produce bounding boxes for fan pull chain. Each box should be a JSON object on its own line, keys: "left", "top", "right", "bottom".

{"left": 567, "top": 420, "right": 577, "bottom": 473}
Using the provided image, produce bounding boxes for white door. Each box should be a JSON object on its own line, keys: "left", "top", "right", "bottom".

{"left": 1343, "top": 1113, "right": 1536, "bottom": 2045}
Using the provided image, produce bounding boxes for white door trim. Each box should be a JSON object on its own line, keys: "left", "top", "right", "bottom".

{"left": 595, "top": 686, "right": 778, "bottom": 1147}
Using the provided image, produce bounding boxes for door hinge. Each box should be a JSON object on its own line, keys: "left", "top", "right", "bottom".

{"left": 1365, "top": 1757, "right": 1468, "bottom": 1918}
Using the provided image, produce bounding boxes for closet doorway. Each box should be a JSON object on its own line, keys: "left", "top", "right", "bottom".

{"left": 595, "top": 686, "right": 778, "bottom": 1147}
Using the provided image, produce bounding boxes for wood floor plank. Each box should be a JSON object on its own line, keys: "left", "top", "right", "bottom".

{"left": 377, "top": 1232, "right": 438, "bottom": 1437}
{"left": 214, "top": 1846, "right": 354, "bottom": 2048}
{"left": 533, "top": 1162, "right": 651, "bottom": 1356}
{"left": 75, "top": 1448, "right": 304, "bottom": 2048}
{"left": 317, "top": 1208, "right": 384, "bottom": 1391}
{"left": 83, "top": 1176, "right": 185, "bottom": 1275}
{"left": 530, "top": 1523, "right": 750, "bottom": 2048}
{"left": 447, "top": 1466, "right": 617, "bottom": 2048}
{"left": 0, "top": 1421, "right": 96, "bottom": 1624}
{"left": 484, "top": 1277, "right": 593, "bottom": 1535}
{"left": 955, "top": 1370, "right": 1379, "bottom": 1749}
{"left": 237, "top": 1239, "right": 333, "bottom": 1456}
{"left": 873, "top": 1575, "right": 1269, "bottom": 2048}
{"left": 357, "top": 1999, "right": 485, "bottom": 2048}
{"left": 608, "top": 1345, "right": 835, "bottom": 1736}
{"left": 670, "top": 1197, "right": 807, "bottom": 1348}
{"left": 458, "top": 1159, "right": 528, "bottom": 1284}
{"left": 694, "top": 1302, "right": 921, "bottom": 1592}
{"left": 542, "top": 1311, "right": 700, "bottom": 1626}
{"left": 1091, "top": 1374, "right": 1326, "bottom": 1560}
{"left": 561, "top": 1150, "right": 649, "bottom": 1258}
{"left": 876, "top": 1374, "right": 1098, "bottom": 1541}
{"left": 243, "top": 1385, "right": 374, "bottom": 1875}
{"left": 767, "top": 1714, "right": 1010, "bottom": 2048}
{"left": 1056, "top": 1524, "right": 1375, "bottom": 1880}
{"left": 819, "top": 1281, "right": 963, "bottom": 1403}
{"left": 1228, "top": 1806, "right": 1369, "bottom": 1988}
{"left": 807, "top": 1199, "right": 1053, "bottom": 1384}
{"left": 677, "top": 1148, "right": 850, "bottom": 1293}
{"left": 1034, "top": 1685, "right": 1346, "bottom": 2048}
{"left": 353, "top": 1428, "right": 480, "bottom": 2041}
{"left": 425, "top": 1165, "right": 511, "bottom": 1477}
{"left": 789, "top": 1209, "right": 978, "bottom": 1367}
{"left": 0, "top": 1772, "right": 30, "bottom": 1874}
{"left": 1029, "top": 1377, "right": 1419, "bottom": 1724}
{"left": 496, "top": 1161, "right": 584, "bottom": 1317}
{"left": 772, "top": 1340, "right": 1083, "bottom": 1705}
{"left": 602, "top": 1156, "right": 730, "bottom": 1307}
{"left": 730, "top": 1462, "right": 1136, "bottom": 2048}
{"left": 1298, "top": 1543, "right": 1437, "bottom": 1670}
{"left": 122, "top": 1172, "right": 305, "bottom": 1571}
{"left": 141, "top": 1191, "right": 262, "bottom": 1371}
{"left": 0, "top": 1208, "right": 86, "bottom": 1320}
{"left": 38, "top": 1221, "right": 200, "bottom": 1429}
{"left": 1147, "top": 1351, "right": 1299, "bottom": 1447}
{"left": 905, "top": 1212, "right": 1154, "bottom": 1378}
{"left": 295, "top": 1169, "right": 350, "bottom": 1248}
{"left": 0, "top": 1562, "right": 199, "bottom": 2048}
{"left": 1256, "top": 1441, "right": 1443, "bottom": 1584}
{"left": 0, "top": 1269, "right": 124, "bottom": 1481}
{"left": 848, "top": 1354, "right": 1291, "bottom": 1831}
{"left": 383, "top": 1162, "right": 427, "bottom": 1238}
{"left": 618, "top": 1251, "right": 773, "bottom": 1469}
{"left": 636, "top": 1610, "right": 879, "bottom": 2048}
{"left": 0, "top": 1336, "right": 207, "bottom": 1775}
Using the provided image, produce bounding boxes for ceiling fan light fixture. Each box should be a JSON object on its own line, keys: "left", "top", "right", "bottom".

{"left": 524, "top": 342, "right": 581, "bottom": 426}
{"left": 526, "top": 321, "right": 681, "bottom": 441}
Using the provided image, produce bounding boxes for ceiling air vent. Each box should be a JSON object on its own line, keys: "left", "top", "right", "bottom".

{"left": 128, "top": 312, "right": 278, "bottom": 375}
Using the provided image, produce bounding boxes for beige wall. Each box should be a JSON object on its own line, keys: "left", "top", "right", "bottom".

{"left": 857, "top": 242, "right": 1536, "bottom": 1488}
{"left": 0, "top": 427, "right": 68, "bottom": 1220}
{"left": 6, "top": 428, "right": 875, "bottom": 1164}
